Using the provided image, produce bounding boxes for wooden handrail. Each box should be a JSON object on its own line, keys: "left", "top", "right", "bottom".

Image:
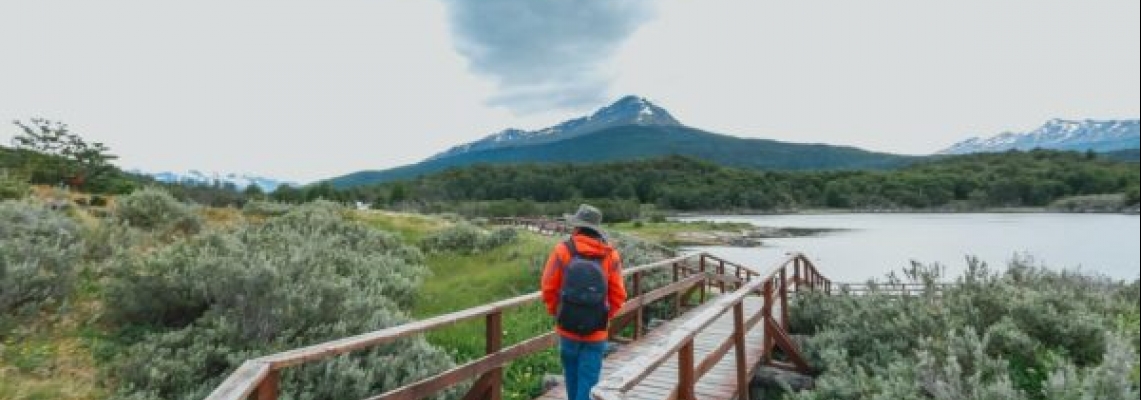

{"left": 590, "top": 255, "right": 796, "bottom": 399}
{"left": 591, "top": 253, "right": 821, "bottom": 400}
{"left": 207, "top": 249, "right": 712, "bottom": 400}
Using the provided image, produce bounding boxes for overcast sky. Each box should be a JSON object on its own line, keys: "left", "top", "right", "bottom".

{"left": 2, "top": 0, "right": 1138, "bottom": 182}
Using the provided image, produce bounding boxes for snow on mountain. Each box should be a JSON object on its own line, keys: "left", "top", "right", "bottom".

{"left": 142, "top": 169, "right": 296, "bottom": 192}
{"left": 939, "top": 119, "right": 1140, "bottom": 154}
{"left": 427, "top": 95, "right": 681, "bottom": 161}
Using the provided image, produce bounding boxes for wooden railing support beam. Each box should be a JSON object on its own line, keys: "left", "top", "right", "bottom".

{"left": 677, "top": 340, "right": 696, "bottom": 400}
{"left": 254, "top": 370, "right": 278, "bottom": 400}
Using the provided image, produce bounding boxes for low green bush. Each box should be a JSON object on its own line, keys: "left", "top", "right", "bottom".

{"left": 104, "top": 201, "right": 452, "bottom": 400}
{"left": 241, "top": 199, "right": 295, "bottom": 217}
{"left": 0, "top": 200, "right": 83, "bottom": 318}
{"left": 786, "top": 258, "right": 1140, "bottom": 400}
{"left": 419, "top": 224, "right": 519, "bottom": 255}
{"left": 0, "top": 171, "right": 30, "bottom": 200}
{"left": 113, "top": 187, "right": 202, "bottom": 234}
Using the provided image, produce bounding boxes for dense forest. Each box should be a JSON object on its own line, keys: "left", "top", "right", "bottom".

{"left": 354, "top": 151, "right": 1139, "bottom": 217}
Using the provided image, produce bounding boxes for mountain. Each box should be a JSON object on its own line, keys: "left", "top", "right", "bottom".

{"left": 143, "top": 170, "right": 295, "bottom": 192}
{"left": 326, "top": 95, "right": 922, "bottom": 188}
{"left": 427, "top": 95, "right": 681, "bottom": 161}
{"left": 939, "top": 119, "right": 1140, "bottom": 155}
{"left": 328, "top": 125, "right": 918, "bottom": 187}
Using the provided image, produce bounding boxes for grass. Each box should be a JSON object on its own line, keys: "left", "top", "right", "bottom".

{"left": 608, "top": 220, "right": 754, "bottom": 245}
{"left": 0, "top": 268, "right": 109, "bottom": 400}
{"left": 351, "top": 209, "right": 453, "bottom": 243}
{"left": 351, "top": 208, "right": 565, "bottom": 400}
{"left": 413, "top": 232, "right": 563, "bottom": 400}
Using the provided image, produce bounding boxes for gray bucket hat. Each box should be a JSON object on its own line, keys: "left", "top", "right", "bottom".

{"left": 564, "top": 204, "right": 604, "bottom": 234}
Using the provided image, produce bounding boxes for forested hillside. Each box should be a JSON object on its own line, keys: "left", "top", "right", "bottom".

{"left": 362, "top": 150, "right": 1139, "bottom": 214}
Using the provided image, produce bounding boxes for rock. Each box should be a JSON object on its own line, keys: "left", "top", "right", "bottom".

{"left": 751, "top": 366, "right": 815, "bottom": 392}
{"left": 542, "top": 374, "right": 564, "bottom": 392}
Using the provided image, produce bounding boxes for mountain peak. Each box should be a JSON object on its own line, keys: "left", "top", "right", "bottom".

{"left": 426, "top": 95, "right": 682, "bottom": 161}
{"left": 590, "top": 95, "right": 680, "bottom": 126}
{"left": 939, "top": 118, "right": 1140, "bottom": 154}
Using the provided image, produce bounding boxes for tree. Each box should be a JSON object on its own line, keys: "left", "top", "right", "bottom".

{"left": 10, "top": 118, "right": 117, "bottom": 190}
{"left": 271, "top": 184, "right": 302, "bottom": 203}
{"left": 243, "top": 184, "right": 265, "bottom": 199}
{"left": 388, "top": 182, "right": 408, "bottom": 204}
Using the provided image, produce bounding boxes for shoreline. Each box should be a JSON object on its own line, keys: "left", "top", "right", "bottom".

{"left": 671, "top": 206, "right": 1140, "bottom": 217}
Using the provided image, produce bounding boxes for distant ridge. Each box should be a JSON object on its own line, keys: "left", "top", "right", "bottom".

{"left": 142, "top": 169, "right": 295, "bottom": 192}
{"left": 327, "top": 125, "right": 917, "bottom": 187}
{"left": 939, "top": 119, "right": 1139, "bottom": 154}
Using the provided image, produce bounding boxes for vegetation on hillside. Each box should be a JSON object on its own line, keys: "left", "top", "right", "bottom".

{"left": 786, "top": 259, "right": 1140, "bottom": 400}
{"left": 355, "top": 150, "right": 1139, "bottom": 215}
{"left": 324, "top": 125, "right": 920, "bottom": 187}
{"left": 0, "top": 192, "right": 460, "bottom": 400}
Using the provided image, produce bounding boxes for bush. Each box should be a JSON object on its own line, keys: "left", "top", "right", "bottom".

{"left": 104, "top": 201, "right": 451, "bottom": 400}
{"left": 786, "top": 258, "right": 1140, "bottom": 400}
{"left": 0, "top": 200, "right": 83, "bottom": 316}
{"left": 113, "top": 187, "right": 202, "bottom": 234}
{"left": 0, "top": 171, "right": 31, "bottom": 200}
{"left": 89, "top": 195, "right": 108, "bottom": 207}
{"left": 241, "top": 199, "right": 294, "bottom": 217}
{"left": 419, "top": 223, "right": 519, "bottom": 255}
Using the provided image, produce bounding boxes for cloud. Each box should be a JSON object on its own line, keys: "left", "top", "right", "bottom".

{"left": 442, "top": 0, "right": 653, "bottom": 113}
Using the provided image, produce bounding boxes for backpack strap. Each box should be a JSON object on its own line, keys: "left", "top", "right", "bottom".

{"left": 564, "top": 239, "right": 579, "bottom": 259}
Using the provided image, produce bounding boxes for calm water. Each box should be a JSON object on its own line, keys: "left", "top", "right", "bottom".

{"left": 678, "top": 213, "right": 1140, "bottom": 282}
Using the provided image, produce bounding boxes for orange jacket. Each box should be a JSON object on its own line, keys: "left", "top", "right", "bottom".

{"left": 541, "top": 233, "right": 626, "bottom": 342}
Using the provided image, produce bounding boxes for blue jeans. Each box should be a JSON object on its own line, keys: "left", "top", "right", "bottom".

{"left": 559, "top": 336, "right": 607, "bottom": 400}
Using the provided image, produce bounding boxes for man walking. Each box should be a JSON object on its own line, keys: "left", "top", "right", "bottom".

{"left": 541, "top": 204, "right": 626, "bottom": 400}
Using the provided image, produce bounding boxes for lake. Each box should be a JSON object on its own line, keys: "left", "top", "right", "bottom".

{"left": 678, "top": 213, "right": 1141, "bottom": 282}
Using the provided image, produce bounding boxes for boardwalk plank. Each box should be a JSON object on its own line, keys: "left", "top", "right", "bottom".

{"left": 538, "top": 297, "right": 770, "bottom": 400}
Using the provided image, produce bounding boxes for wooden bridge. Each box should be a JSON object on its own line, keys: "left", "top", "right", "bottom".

{"left": 206, "top": 220, "right": 835, "bottom": 400}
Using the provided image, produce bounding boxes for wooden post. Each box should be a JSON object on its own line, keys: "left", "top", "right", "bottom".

{"left": 486, "top": 311, "right": 503, "bottom": 400}
{"left": 672, "top": 263, "right": 681, "bottom": 317}
{"left": 718, "top": 260, "right": 726, "bottom": 293}
{"left": 733, "top": 302, "right": 750, "bottom": 400}
{"left": 678, "top": 340, "right": 696, "bottom": 400}
{"left": 633, "top": 271, "right": 643, "bottom": 339}
{"left": 793, "top": 258, "right": 801, "bottom": 294}
{"left": 698, "top": 255, "right": 707, "bottom": 303}
{"left": 780, "top": 268, "right": 789, "bottom": 330}
{"left": 761, "top": 280, "right": 774, "bottom": 363}
{"left": 255, "top": 370, "right": 279, "bottom": 400}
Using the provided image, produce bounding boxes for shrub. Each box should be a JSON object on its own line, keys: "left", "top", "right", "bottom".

{"left": 786, "top": 258, "right": 1140, "bottom": 400}
{"left": 0, "top": 200, "right": 83, "bottom": 315}
{"left": 241, "top": 199, "right": 294, "bottom": 217}
{"left": 104, "top": 201, "right": 451, "bottom": 399}
{"left": 419, "top": 223, "right": 519, "bottom": 255}
{"left": 89, "top": 195, "right": 108, "bottom": 207}
{"left": 113, "top": 187, "right": 202, "bottom": 234}
{"left": 1, "top": 171, "right": 31, "bottom": 200}
{"left": 485, "top": 227, "right": 520, "bottom": 248}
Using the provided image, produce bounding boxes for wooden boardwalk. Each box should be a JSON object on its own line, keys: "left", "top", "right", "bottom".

{"left": 204, "top": 232, "right": 832, "bottom": 400}
{"left": 536, "top": 297, "right": 768, "bottom": 400}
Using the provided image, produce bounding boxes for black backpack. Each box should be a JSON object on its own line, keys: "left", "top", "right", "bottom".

{"left": 556, "top": 239, "right": 610, "bottom": 335}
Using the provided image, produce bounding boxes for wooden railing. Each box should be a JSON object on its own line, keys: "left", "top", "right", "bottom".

{"left": 206, "top": 216, "right": 833, "bottom": 400}
{"left": 205, "top": 247, "right": 802, "bottom": 400}
{"left": 591, "top": 253, "right": 830, "bottom": 400}
{"left": 490, "top": 216, "right": 571, "bottom": 236}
